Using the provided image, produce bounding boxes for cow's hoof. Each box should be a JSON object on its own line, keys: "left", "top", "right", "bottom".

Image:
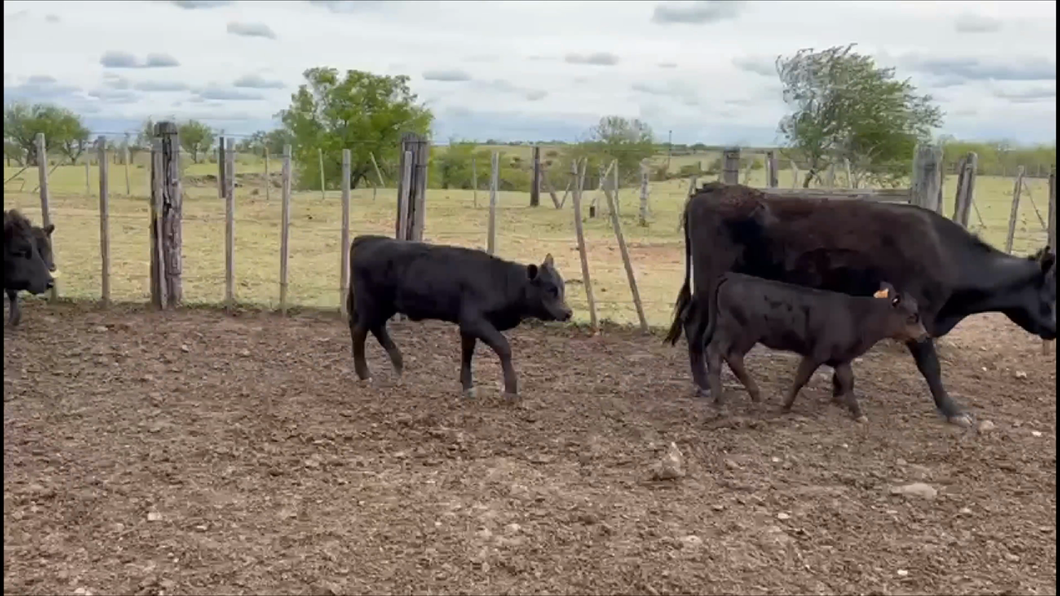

{"left": 854, "top": 415, "right": 869, "bottom": 424}
{"left": 502, "top": 391, "right": 520, "bottom": 401}
{"left": 462, "top": 387, "right": 476, "bottom": 399}
{"left": 947, "top": 413, "right": 973, "bottom": 428}
{"left": 357, "top": 376, "right": 372, "bottom": 384}
{"left": 694, "top": 387, "right": 710, "bottom": 399}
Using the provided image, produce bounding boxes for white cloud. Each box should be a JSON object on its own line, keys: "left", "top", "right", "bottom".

{"left": 2, "top": 0, "right": 1056, "bottom": 145}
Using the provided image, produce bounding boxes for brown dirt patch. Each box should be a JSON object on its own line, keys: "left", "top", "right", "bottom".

{"left": 4, "top": 303, "right": 1056, "bottom": 595}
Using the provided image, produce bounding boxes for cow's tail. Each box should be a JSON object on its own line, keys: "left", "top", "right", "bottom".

{"left": 664, "top": 208, "right": 693, "bottom": 345}
{"left": 700, "top": 273, "right": 730, "bottom": 352}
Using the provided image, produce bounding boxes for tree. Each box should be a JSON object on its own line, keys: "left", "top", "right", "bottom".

{"left": 432, "top": 138, "right": 491, "bottom": 190}
{"left": 237, "top": 129, "right": 295, "bottom": 156}
{"left": 178, "top": 120, "right": 214, "bottom": 164}
{"left": 776, "top": 44, "right": 943, "bottom": 188}
{"left": 579, "top": 116, "right": 655, "bottom": 185}
{"left": 3, "top": 102, "right": 90, "bottom": 166}
{"left": 278, "top": 67, "right": 433, "bottom": 191}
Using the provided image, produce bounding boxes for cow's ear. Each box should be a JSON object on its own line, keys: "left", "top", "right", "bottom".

{"left": 1040, "top": 248, "right": 1056, "bottom": 273}
{"left": 526, "top": 264, "right": 539, "bottom": 281}
{"left": 543, "top": 254, "right": 554, "bottom": 269}
{"left": 43, "top": 224, "right": 54, "bottom": 235}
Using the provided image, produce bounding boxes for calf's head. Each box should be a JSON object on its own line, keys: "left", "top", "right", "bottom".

{"left": 3, "top": 211, "right": 55, "bottom": 295}
{"left": 525, "top": 254, "right": 573, "bottom": 322}
{"left": 874, "top": 282, "right": 929, "bottom": 342}
{"left": 1004, "top": 248, "right": 1056, "bottom": 341}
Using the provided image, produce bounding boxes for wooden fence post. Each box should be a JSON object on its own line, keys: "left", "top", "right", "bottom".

{"left": 603, "top": 171, "right": 648, "bottom": 333}
{"left": 571, "top": 159, "right": 597, "bottom": 331}
{"left": 952, "top": 152, "right": 978, "bottom": 228}
{"left": 280, "top": 145, "right": 292, "bottom": 314}
{"left": 843, "top": 157, "right": 853, "bottom": 189}
{"left": 912, "top": 144, "right": 943, "bottom": 212}
{"left": 340, "top": 148, "right": 351, "bottom": 317}
{"left": 686, "top": 175, "right": 698, "bottom": 198}
{"left": 123, "top": 136, "right": 131, "bottom": 196}
{"left": 766, "top": 150, "right": 779, "bottom": 188}
{"left": 395, "top": 133, "right": 429, "bottom": 241}
{"left": 264, "top": 146, "right": 271, "bottom": 201}
{"left": 224, "top": 138, "right": 236, "bottom": 308}
{"left": 472, "top": 157, "right": 478, "bottom": 208}
{"left": 84, "top": 161, "right": 91, "bottom": 197}
{"left": 397, "top": 151, "right": 413, "bottom": 242}
{"left": 1005, "top": 166, "right": 1026, "bottom": 254}
{"left": 638, "top": 160, "right": 650, "bottom": 227}
{"left": 34, "top": 133, "right": 57, "bottom": 301}
{"left": 218, "top": 136, "right": 226, "bottom": 201}
{"left": 487, "top": 151, "right": 499, "bottom": 255}
{"left": 530, "top": 145, "right": 541, "bottom": 207}
{"left": 150, "top": 122, "right": 183, "bottom": 308}
{"left": 722, "top": 147, "right": 740, "bottom": 184}
{"left": 1049, "top": 164, "right": 1057, "bottom": 254}
{"left": 318, "top": 147, "right": 326, "bottom": 200}
{"left": 96, "top": 137, "right": 110, "bottom": 306}
{"left": 613, "top": 162, "right": 620, "bottom": 218}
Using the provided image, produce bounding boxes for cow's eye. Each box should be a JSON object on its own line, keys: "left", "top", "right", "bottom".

{"left": 548, "top": 287, "right": 559, "bottom": 298}
{"left": 908, "top": 313, "right": 919, "bottom": 324}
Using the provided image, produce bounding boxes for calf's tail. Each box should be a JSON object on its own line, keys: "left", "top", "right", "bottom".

{"left": 664, "top": 208, "right": 693, "bottom": 346}
{"left": 700, "top": 273, "right": 730, "bottom": 352}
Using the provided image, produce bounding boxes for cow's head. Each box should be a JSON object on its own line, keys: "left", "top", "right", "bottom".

{"left": 525, "top": 254, "right": 573, "bottom": 322}
{"left": 3, "top": 211, "right": 55, "bottom": 295}
{"left": 1004, "top": 247, "right": 1056, "bottom": 340}
{"left": 32, "top": 223, "right": 56, "bottom": 272}
{"left": 875, "top": 282, "right": 929, "bottom": 343}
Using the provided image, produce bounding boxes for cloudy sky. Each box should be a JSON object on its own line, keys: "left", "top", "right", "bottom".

{"left": 3, "top": 0, "right": 1056, "bottom": 145}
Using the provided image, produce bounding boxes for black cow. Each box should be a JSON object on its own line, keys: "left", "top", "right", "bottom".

{"left": 666, "top": 182, "right": 1057, "bottom": 426}
{"left": 704, "top": 273, "right": 928, "bottom": 422}
{"left": 4, "top": 210, "right": 56, "bottom": 327}
{"left": 346, "top": 235, "right": 573, "bottom": 398}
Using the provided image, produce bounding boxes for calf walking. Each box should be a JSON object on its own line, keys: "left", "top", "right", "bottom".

{"left": 704, "top": 273, "right": 928, "bottom": 422}
{"left": 346, "top": 235, "right": 573, "bottom": 398}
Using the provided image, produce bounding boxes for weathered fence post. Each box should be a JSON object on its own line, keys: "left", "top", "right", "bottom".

{"left": 1005, "top": 166, "right": 1026, "bottom": 254}
{"left": 472, "top": 157, "right": 478, "bottom": 208}
{"left": 1046, "top": 165, "right": 1056, "bottom": 355}
{"left": 571, "top": 158, "right": 597, "bottom": 331}
{"left": 686, "top": 175, "right": 698, "bottom": 198}
{"left": 34, "top": 133, "right": 57, "bottom": 301}
{"left": 224, "top": 138, "right": 236, "bottom": 309}
{"left": 123, "top": 135, "right": 131, "bottom": 196}
{"left": 84, "top": 161, "right": 91, "bottom": 197}
{"left": 722, "top": 147, "right": 740, "bottom": 184}
{"left": 604, "top": 171, "right": 648, "bottom": 333}
{"left": 339, "top": 148, "right": 351, "bottom": 317}
{"left": 395, "top": 133, "right": 428, "bottom": 241}
{"left": 911, "top": 144, "right": 943, "bottom": 213}
{"left": 280, "top": 145, "right": 292, "bottom": 314}
{"left": 766, "top": 150, "right": 779, "bottom": 188}
{"left": 217, "top": 136, "right": 226, "bottom": 201}
{"left": 264, "top": 146, "right": 271, "bottom": 201}
{"left": 96, "top": 137, "right": 110, "bottom": 306}
{"left": 487, "top": 151, "right": 499, "bottom": 255}
{"left": 843, "top": 157, "right": 853, "bottom": 189}
{"left": 150, "top": 122, "right": 183, "bottom": 308}
{"left": 638, "top": 159, "right": 650, "bottom": 227}
{"left": 318, "top": 147, "right": 326, "bottom": 200}
{"left": 397, "top": 152, "right": 413, "bottom": 242}
{"left": 530, "top": 145, "right": 541, "bottom": 207}
{"left": 952, "top": 152, "right": 978, "bottom": 228}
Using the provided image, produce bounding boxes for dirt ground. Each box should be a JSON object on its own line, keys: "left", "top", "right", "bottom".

{"left": 4, "top": 301, "right": 1056, "bottom": 596}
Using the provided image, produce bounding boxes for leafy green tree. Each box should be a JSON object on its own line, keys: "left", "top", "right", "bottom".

{"left": 572, "top": 116, "right": 656, "bottom": 185}
{"left": 776, "top": 44, "right": 944, "bottom": 188}
{"left": 3, "top": 102, "right": 90, "bottom": 166}
{"left": 431, "top": 139, "right": 492, "bottom": 190}
{"left": 237, "top": 129, "right": 296, "bottom": 156}
{"left": 178, "top": 119, "right": 215, "bottom": 164}
{"left": 278, "top": 67, "right": 433, "bottom": 191}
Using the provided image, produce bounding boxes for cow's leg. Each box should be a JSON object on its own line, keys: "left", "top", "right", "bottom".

{"left": 459, "top": 332, "right": 477, "bottom": 398}
{"left": 684, "top": 297, "right": 711, "bottom": 398}
{"left": 7, "top": 290, "right": 21, "bottom": 327}
{"left": 905, "top": 338, "right": 969, "bottom": 425}
{"left": 831, "top": 371, "right": 843, "bottom": 400}
{"left": 725, "top": 352, "right": 762, "bottom": 403}
{"left": 781, "top": 357, "right": 820, "bottom": 412}
{"left": 705, "top": 340, "right": 726, "bottom": 406}
{"left": 461, "top": 318, "right": 518, "bottom": 398}
{"left": 833, "top": 363, "right": 867, "bottom": 423}
{"left": 348, "top": 302, "right": 372, "bottom": 381}
{"left": 370, "top": 324, "right": 403, "bottom": 375}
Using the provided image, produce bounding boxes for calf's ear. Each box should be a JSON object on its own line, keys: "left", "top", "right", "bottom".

{"left": 44, "top": 224, "right": 55, "bottom": 235}
{"left": 526, "top": 264, "right": 540, "bottom": 280}
{"left": 543, "top": 254, "right": 554, "bottom": 269}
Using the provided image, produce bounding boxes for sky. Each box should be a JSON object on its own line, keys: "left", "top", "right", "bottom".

{"left": 3, "top": 0, "right": 1057, "bottom": 146}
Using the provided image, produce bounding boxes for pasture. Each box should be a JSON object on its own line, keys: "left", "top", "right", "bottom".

{"left": 3, "top": 154, "right": 1056, "bottom": 595}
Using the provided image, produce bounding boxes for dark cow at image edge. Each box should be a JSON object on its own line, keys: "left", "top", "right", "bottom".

{"left": 666, "top": 182, "right": 1057, "bottom": 426}
{"left": 3, "top": 210, "right": 57, "bottom": 327}
{"left": 345, "top": 235, "right": 573, "bottom": 399}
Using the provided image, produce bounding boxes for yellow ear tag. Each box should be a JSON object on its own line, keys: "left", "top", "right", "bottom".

{"left": 873, "top": 288, "right": 889, "bottom": 299}
{"left": 51, "top": 270, "right": 61, "bottom": 279}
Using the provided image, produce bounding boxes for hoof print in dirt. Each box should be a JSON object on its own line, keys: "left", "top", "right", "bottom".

{"left": 650, "top": 442, "right": 686, "bottom": 481}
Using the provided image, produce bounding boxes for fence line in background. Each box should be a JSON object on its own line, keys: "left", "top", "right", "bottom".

{"left": 13, "top": 129, "right": 1055, "bottom": 336}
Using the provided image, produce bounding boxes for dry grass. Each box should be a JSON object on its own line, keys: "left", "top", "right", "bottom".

{"left": 4, "top": 154, "right": 1051, "bottom": 327}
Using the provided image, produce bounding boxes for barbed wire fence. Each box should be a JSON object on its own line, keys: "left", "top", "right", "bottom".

{"left": 4, "top": 128, "right": 1055, "bottom": 333}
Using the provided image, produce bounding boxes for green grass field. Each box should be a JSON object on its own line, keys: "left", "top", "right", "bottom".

{"left": 4, "top": 151, "right": 1051, "bottom": 327}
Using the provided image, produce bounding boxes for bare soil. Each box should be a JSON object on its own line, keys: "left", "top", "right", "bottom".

{"left": 4, "top": 302, "right": 1056, "bottom": 595}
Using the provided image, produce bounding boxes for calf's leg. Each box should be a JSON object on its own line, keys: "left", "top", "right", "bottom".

{"left": 705, "top": 341, "right": 726, "bottom": 406}
{"left": 725, "top": 352, "right": 762, "bottom": 403}
{"left": 905, "top": 338, "right": 969, "bottom": 425}
{"left": 781, "top": 357, "right": 820, "bottom": 412}
{"left": 461, "top": 317, "right": 518, "bottom": 398}
{"left": 833, "top": 363, "right": 867, "bottom": 423}
{"left": 7, "top": 290, "right": 20, "bottom": 327}
{"left": 459, "top": 332, "right": 477, "bottom": 397}
{"left": 348, "top": 299, "right": 372, "bottom": 381}
{"left": 370, "top": 324, "right": 403, "bottom": 375}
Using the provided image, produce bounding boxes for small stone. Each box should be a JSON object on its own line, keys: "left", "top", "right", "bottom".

{"left": 147, "top": 511, "right": 163, "bottom": 522}
{"left": 776, "top": 512, "right": 791, "bottom": 520}
{"left": 239, "top": 349, "right": 251, "bottom": 357}
{"left": 1004, "top": 553, "right": 1021, "bottom": 562}
{"left": 650, "top": 442, "right": 685, "bottom": 481}
{"left": 897, "top": 569, "right": 909, "bottom": 577}
{"left": 93, "top": 325, "right": 108, "bottom": 333}
{"left": 180, "top": 344, "right": 190, "bottom": 353}
{"left": 890, "top": 482, "right": 937, "bottom": 500}
{"left": 723, "top": 459, "right": 740, "bottom": 471}
{"left": 1031, "top": 431, "right": 1043, "bottom": 438}
{"left": 1014, "top": 370, "right": 1028, "bottom": 379}
{"left": 504, "top": 523, "right": 521, "bottom": 534}
{"left": 711, "top": 504, "right": 725, "bottom": 511}
{"left": 959, "top": 507, "right": 973, "bottom": 516}
{"left": 977, "top": 420, "right": 996, "bottom": 433}
{"left": 73, "top": 588, "right": 92, "bottom": 596}
{"left": 679, "top": 535, "right": 703, "bottom": 549}
{"left": 896, "top": 458, "right": 908, "bottom": 466}
{"left": 770, "top": 456, "right": 781, "bottom": 463}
